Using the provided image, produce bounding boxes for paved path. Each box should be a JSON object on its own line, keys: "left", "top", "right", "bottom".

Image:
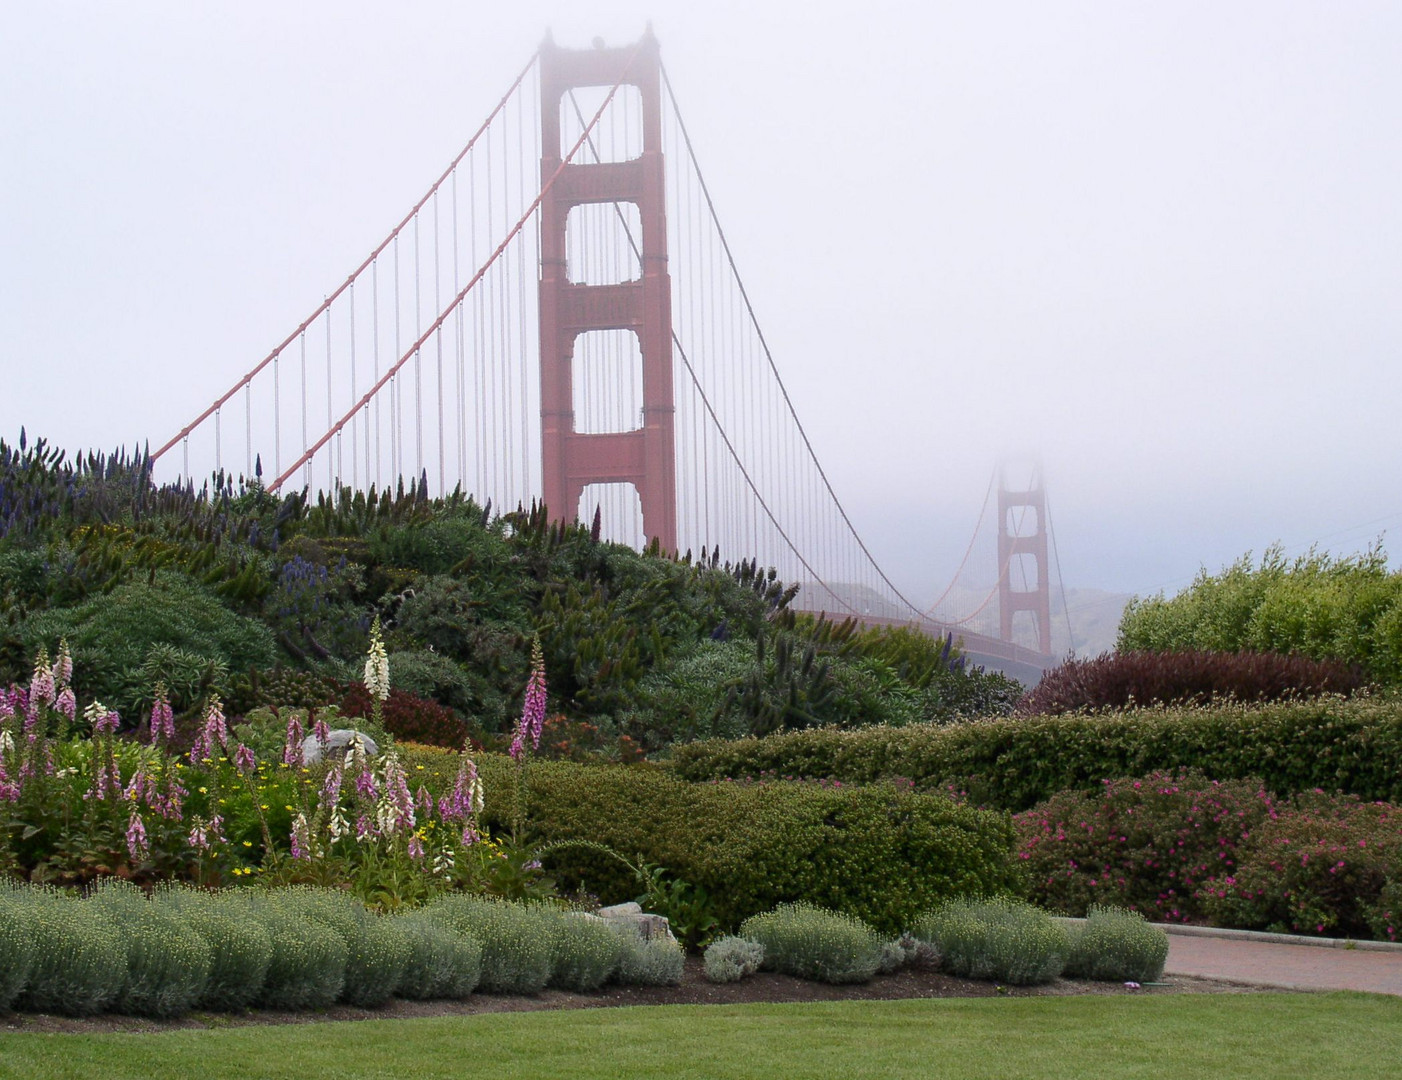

{"left": 1164, "top": 929, "right": 1402, "bottom": 995}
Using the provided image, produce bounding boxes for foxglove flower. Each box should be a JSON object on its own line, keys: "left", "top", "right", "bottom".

{"left": 126, "top": 810, "right": 149, "bottom": 862}
{"left": 290, "top": 813, "right": 312, "bottom": 860}
{"left": 407, "top": 832, "right": 425, "bottom": 861}
{"left": 29, "top": 650, "right": 54, "bottom": 708}
{"left": 312, "top": 716, "right": 331, "bottom": 748}
{"left": 54, "top": 687, "right": 76, "bottom": 724}
{"left": 510, "top": 637, "right": 548, "bottom": 761}
{"left": 364, "top": 616, "right": 390, "bottom": 702}
{"left": 283, "top": 712, "right": 305, "bottom": 767}
{"left": 54, "top": 640, "right": 73, "bottom": 689}
{"left": 149, "top": 688, "right": 175, "bottom": 744}
{"left": 234, "top": 742, "right": 256, "bottom": 775}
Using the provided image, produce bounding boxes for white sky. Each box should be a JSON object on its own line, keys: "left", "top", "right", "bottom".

{"left": 2, "top": 1, "right": 1399, "bottom": 602}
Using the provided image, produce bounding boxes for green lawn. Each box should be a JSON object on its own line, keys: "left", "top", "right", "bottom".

{"left": 1, "top": 994, "right": 1397, "bottom": 1080}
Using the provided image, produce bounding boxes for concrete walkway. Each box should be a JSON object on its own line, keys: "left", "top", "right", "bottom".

{"left": 1163, "top": 926, "right": 1402, "bottom": 995}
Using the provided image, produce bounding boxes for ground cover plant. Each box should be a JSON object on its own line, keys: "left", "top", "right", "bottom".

{"left": 737, "top": 903, "right": 884, "bottom": 984}
{"left": 1063, "top": 906, "right": 1169, "bottom": 983}
{"left": 913, "top": 897, "right": 1069, "bottom": 985}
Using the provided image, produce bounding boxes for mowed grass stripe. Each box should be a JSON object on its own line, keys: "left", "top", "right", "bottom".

{"left": 1, "top": 994, "right": 1398, "bottom": 1080}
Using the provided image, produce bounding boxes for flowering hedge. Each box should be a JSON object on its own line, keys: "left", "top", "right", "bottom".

{"left": 1014, "top": 770, "right": 1402, "bottom": 939}
{"left": 665, "top": 695, "right": 1402, "bottom": 810}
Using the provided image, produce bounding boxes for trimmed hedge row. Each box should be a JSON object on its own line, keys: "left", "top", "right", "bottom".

{"left": 474, "top": 759, "right": 1017, "bottom": 934}
{"left": 664, "top": 695, "right": 1402, "bottom": 810}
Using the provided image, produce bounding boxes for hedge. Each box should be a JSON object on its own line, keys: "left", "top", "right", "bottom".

{"left": 474, "top": 759, "right": 1017, "bottom": 934}
{"left": 664, "top": 694, "right": 1402, "bottom": 810}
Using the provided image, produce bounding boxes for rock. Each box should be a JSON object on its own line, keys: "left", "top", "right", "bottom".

{"left": 595, "top": 902, "right": 675, "bottom": 943}
{"left": 301, "top": 728, "right": 379, "bottom": 766}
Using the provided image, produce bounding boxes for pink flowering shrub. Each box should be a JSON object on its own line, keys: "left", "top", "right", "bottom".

{"left": 1200, "top": 792, "right": 1402, "bottom": 938}
{"left": 1014, "top": 771, "right": 1278, "bottom": 923}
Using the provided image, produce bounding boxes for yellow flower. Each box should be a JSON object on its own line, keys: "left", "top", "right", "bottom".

{"left": 198, "top": 786, "right": 208, "bottom": 794}
{"left": 243, "top": 840, "right": 253, "bottom": 847}
{"left": 284, "top": 805, "right": 293, "bottom": 811}
{"left": 260, "top": 804, "right": 269, "bottom": 810}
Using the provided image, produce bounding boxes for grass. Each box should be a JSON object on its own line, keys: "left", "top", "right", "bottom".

{"left": 1, "top": 994, "right": 1398, "bottom": 1079}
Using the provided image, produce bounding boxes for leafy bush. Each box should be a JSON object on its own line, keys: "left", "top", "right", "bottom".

{"left": 1020, "top": 650, "right": 1366, "bottom": 716}
{"left": 154, "top": 885, "right": 273, "bottom": 1011}
{"left": 667, "top": 695, "right": 1402, "bottom": 810}
{"left": 291, "top": 887, "right": 410, "bottom": 1008}
{"left": 0, "top": 888, "right": 35, "bottom": 1010}
{"left": 225, "top": 666, "right": 343, "bottom": 718}
{"left": 1199, "top": 793, "right": 1402, "bottom": 938}
{"left": 18, "top": 889, "right": 127, "bottom": 1016}
{"left": 392, "top": 912, "right": 482, "bottom": 1000}
{"left": 703, "top": 935, "right": 765, "bottom": 984}
{"left": 738, "top": 903, "right": 883, "bottom": 984}
{"left": 1014, "top": 771, "right": 1276, "bottom": 923}
{"left": 422, "top": 896, "right": 552, "bottom": 995}
{"left": 1063, "top": 906, "right": 1169, "bottom": 982}
{"left": 482, "top": 759, "right": 1017, "bottom": 934}
{"left": 341, "top": 684, "right": 466, "bottom": 748}
{"left": 613, "top": 928, "right": 685, "bottom": 986}
{"left": 88, "top": 879, "right": 212, "bottom": 1018}
{"left": 545, "top": 912, "right": 623, "bottom": 992}
{"left": 1119, "top": 546, "right": 1402, "bottom": 684}
{"left": 913, "top": 898, "right": 1068, "bottom": 985}
{"left": 248, "top": 893, "right": 348, "bottom": 1010}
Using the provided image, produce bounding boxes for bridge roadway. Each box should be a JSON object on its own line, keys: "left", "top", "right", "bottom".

{"left": 788, "top": 603, "right": 1054, "bottom": 686}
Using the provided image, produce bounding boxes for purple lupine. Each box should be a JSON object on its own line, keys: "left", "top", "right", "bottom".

{"left": 126, "top": 810, "right": 149, "bottom": 862}
{"left": 149, "top": 691, "right": 175, "bottom": 744}
{"left": 283, "top": 712, "right": 305, "bottom": 767}
{"left": 234, "top": 742, "right": 256, "bottom": 775}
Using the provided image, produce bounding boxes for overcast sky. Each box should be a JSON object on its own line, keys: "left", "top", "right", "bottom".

{"left": 2, "top": 1, "right": 1399, "bottom": 605}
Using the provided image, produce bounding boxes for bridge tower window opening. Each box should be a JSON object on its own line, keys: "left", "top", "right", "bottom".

{"left": 566, "top": 202, "right": 643, "bottom": 285}
{"left": 579, "top": 482, "right": 645, "bottom": 549}
{"left": 572, "top": 329, "right": 643, "bottom": 435}
{"left": 560, "top": 84, "right": 644, "bottom": 163}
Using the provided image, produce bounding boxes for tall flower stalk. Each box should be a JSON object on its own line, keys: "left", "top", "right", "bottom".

{"left": 364, "top": 615, "right": 390, "bottom": 725}
{"left": 510, "top": 637, "right": 547, "bottom": 840}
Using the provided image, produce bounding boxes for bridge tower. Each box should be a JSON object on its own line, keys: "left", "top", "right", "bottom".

{"left": 997, "top": 464, "right": 1052, "bottom": 654}
{"left": 537, "top": 31, "right": 678, "bottom": 551}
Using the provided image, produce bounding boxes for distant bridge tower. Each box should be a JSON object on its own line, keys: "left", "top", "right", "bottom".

{"left": 997, "top": 463, "right": 1051, "bottom": 653}
{"left": 537, "top": 30, "right": 678, "bottom": 551}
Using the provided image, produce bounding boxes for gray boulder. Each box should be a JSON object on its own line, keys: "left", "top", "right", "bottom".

{"left": 300, "top": 728, "right": 380, "bottom": 766}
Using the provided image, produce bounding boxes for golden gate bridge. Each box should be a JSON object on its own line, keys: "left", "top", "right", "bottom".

{"left": 149, "top": 31, "right": 1070, "bottom": 683}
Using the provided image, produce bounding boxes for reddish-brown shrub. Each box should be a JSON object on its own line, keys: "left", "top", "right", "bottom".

{"left": 1018, "top": 650, "right": 1366, "bottom": 716}
{"left": 340, "top": 683, "right": 467, "bottom": 748}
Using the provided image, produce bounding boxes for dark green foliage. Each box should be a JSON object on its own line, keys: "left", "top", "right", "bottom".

{"left": 1064, "top": 907, "right": 1169, "bottom": 982}
{"left": 667, "top": 695, "right": 1402, "bottom": 810}
{"left": 738, "top": 903, "right": 883, "bottom": 984}
{"left": 1120, "top": 545, "right": 1402, "bottom": 684}
{"left": 1021, "top": 649, "right": 1366, "bottom": 716}
{"left": 225, "top": 666, "right": 344, "bottom": 717}
{"left": 914, "top": 897, "right": 1069, "bottom": 985}
{"left": 478, "top": 758, "right": 1018, "bottom": 934}
{"left": 21, "top": 573, "right": 276, "bottom": 717}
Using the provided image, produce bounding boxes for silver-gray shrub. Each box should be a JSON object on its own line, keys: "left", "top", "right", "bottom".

{"left": 0, "top": 887, "right": 35, "bottom": 1011}
{"left": 1063, "top": 906, "right": 1169, "bottom": 982}
{"left": 913, "top": 897, "right": 1068, "bottom": 986}
{"left": 703, "top": 935, "right": 764, "bottom": 984}
{"left": 88, "top": 879, "right": 212, "bottom": 1018}
{"left": 613, "top": 928, "right": 685, "bottom": 987}
{"left": 422, "top": 896, "right": 552, "bottom": 995}
{"left": 153, "top": 884, "right": 274, "bottom": 1012}
{"left": 287, "top": 887, "right": 409, "bottom": 1008}
{"left": 545, "top": 911, "right": 624, "bottom": 992}
{"left": 17, "top": 887, "right": 127, "bottom": 1016}
{"left": 245, "top": 892, "right": 348, "bottom": 1011}
{"left": 738, "top": 904, "right": 883, "bottom": 984}
{"left": 391, "top": 910, "right": 482, "bottom": 1000}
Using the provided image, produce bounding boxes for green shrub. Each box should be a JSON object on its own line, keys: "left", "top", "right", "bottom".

{"left": 19, "top": 889, "right": 127, "bottom": 1016}
{"left": 392, "top": 912, "right": 482, "bottom": 1000}
{"left": 289, "top": 887, "right": 409, "bottom": 1008}
{"left": 247, "top": 894, "right": 348, "bottom": 1011}
{"left": 738, "top": 904, "right": 883, "bottom": 984}
{"left": 481, "top": 758, "right": 1017, "bottom": 934}
{"left": 914, "top": 898, "right": 1068, "bottom": 985}
{"left": 703, "top": 935, "right": 764, "bottom": 984}
{"left": 153, "top": 885, "right": 273, "bottom": 1011}
{"left": 1063, "top": 906, "right": 1169, "bottom": 982}
{"left": 612, "top": 929, "right": 685, "bottom": 986}
{"left": 544, "top": 912, "right": 623, "bottom": 992}
{"left": 88, "top": 879, "right": 212, "bottom": 1018}
{"left": 666, "top": 695, "right": 1402, "bottom": 810}
{"left": 422, "top": 896, "right": 552, "bottom": 995}
{"left": 0, "top": 889, "right": 35, "bottom": 1011}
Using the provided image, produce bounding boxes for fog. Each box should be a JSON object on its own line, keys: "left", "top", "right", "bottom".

{"left": 2, "top": 1, "right": 1398, "bottom": 605}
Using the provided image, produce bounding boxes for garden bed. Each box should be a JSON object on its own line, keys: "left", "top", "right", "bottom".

{"left": 0, "top": 957, "right": 1272, "bottom": 1035}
